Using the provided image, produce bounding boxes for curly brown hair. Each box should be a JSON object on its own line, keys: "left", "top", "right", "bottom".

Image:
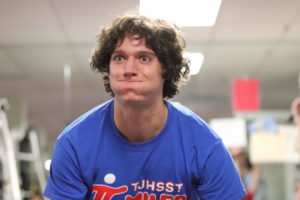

{"left": 90, "top": 12, "right": 190, "bottom": 99}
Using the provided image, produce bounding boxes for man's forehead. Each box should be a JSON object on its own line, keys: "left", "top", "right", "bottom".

{"left": 117, "top": 33, "right": 144, "bottom": 46}
{"left": 131, "top": 34, "right": 142, "bottom": 45}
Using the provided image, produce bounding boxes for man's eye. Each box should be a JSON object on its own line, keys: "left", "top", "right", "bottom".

{"left": 113, "top": 55, "right": 124, "bottom": 61}
{"left": 140, "top": 56, "right": 151, "bottom": 62}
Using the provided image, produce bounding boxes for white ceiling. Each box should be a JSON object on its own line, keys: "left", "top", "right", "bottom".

{"left": 1, "top": 0, "right": 300, "bottom": 141}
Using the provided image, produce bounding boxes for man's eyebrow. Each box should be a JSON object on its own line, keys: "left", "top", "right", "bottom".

{"left": 112, "top": 50, "right": 156, "bottom": 56}
{"left": 137, "top": 50, "right": 156, "bottom": 56}
{"left": 111, "top": 50, "right": 123, "bottom": 55}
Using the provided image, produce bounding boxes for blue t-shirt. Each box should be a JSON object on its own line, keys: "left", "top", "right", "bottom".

{"left": 44, "top": 100, "right": 246, "bottom": 200}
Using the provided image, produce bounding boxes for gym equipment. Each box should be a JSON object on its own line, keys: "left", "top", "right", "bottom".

{"left": 0, "top": 98, "right": 47, "bottom": 199}
{"left": 0, "top": 98, "right": 22, "bottom": 200}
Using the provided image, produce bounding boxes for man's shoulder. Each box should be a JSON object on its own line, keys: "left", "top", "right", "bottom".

{"left": 58, "top": 99, "right": 113, "bottom": 140}
{"left": 167, "top": 100, "right": 221, "bottom": 143}
{"left": 167, "top": 101, "right": 203, "bottom": 123}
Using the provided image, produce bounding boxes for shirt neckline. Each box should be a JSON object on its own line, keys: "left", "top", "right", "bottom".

{"left": 109, "top": 100, "right": 173, "bottom": 148}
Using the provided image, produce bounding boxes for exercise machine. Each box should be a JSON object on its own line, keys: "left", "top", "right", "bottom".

{"left": 0, "top": 98, "right": 22, "bottom": 200}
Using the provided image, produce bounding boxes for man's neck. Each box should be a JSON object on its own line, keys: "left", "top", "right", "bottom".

{"left": 113, "top": 99, "right": 168, "bottom": 143}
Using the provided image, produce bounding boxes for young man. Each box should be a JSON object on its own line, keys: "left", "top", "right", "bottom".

{"left": 44, "top": 13, "right": 246, "bottom": 200}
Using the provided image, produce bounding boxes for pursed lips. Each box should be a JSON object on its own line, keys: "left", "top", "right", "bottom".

{"left": 117, "top": 79, "right": 143, "bottom": 82}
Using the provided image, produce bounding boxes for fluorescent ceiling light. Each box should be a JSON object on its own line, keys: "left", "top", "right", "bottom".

{"left": 139, "top": 0, "right": 222, "bottom": 26}
{"left": 184, "top": 52, "right": 204, "bottom": 75}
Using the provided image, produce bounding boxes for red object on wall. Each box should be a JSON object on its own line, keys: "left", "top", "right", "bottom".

{"left": 242, "top": 190, "right": 253, "bottom": 200}
{"left": 232, "top": 79, "right": 260, "bottom": 111}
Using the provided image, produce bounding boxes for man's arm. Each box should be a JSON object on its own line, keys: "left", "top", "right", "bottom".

{"left": 195, "top": 141, "right": 246, "bottom": 200}
{"left": 44, "top": 138, "right": 89, "bottom": 200}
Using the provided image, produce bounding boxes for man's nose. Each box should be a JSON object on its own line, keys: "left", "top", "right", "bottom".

{"left": 124, "top": 57, "right": 138, "bottom": 78}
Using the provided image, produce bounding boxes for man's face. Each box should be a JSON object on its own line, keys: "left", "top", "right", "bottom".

{"left": 108, "top": 33, "right": 164, "bottom": 104}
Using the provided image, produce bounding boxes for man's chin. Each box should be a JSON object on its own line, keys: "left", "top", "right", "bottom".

{"left": 115, "top": 92, "right": 146, "bottom": 103}
{"left": 113, "top": 88, "right": 162, "bottom": 105}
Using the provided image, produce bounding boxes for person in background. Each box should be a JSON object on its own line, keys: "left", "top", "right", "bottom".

{"left": 231, "top": 148, "right": 263, "bottom": 200}
{"left": 44, "top": 12, "right": 246, "bottom": 200}
{"left": 291, "top": 97, "right": 300, "bottom": 199}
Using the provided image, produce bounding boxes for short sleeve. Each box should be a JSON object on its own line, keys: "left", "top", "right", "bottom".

{"left": 44, "top": 137, "right": 89, "bottom": 200}
{"left": 195, "top": 141, "right": 246, "bottom": 200}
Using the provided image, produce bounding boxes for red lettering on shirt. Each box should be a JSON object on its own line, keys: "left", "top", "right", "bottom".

{"left": 125, "top": 191, "right": 156, "bottom": 200}
{"left": 91, "top": 184, "right": 128, "bottom": 200}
